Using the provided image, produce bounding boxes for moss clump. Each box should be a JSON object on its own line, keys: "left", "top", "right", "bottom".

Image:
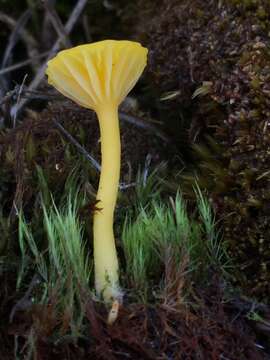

{"left": 138, "top": 0, "right": 270, "bottom": 300}
{"left": 0, "top": 99, "right": 168, "bottom": 246}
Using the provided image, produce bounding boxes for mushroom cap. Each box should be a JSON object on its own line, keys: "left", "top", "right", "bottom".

{"left": 46, "top": 40, "right": 148, "bottom": 110}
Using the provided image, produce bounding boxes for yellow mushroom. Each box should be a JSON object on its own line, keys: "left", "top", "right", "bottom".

{"left": 46, "top": 40, "right": 148, "bottom": 303}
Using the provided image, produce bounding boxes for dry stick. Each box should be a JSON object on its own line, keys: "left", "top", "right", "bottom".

{"left": 42, "top": 0, "right": 72, "bottom": 48}
{"left": 41, "top": 0, "right": 56, "bottom": 49}
{"left": 52, "top": 117, "right": 101, "bottom": 172}
{"left": 13, "top": 75, "right": 28, "bottom": 128}
{"left": 52, "top": 118, "right": 136, "bottom": 190}
{"left": 11, "top": 0, "right": 88, "bottom": 118}
{"left": 0, "top": 10, "right": 32, "bottom": 97}
{"left": 0, "top": 51, "right": 51, "bottom": 76}
{"left": 0, "top": 12, "right": 38, "bottom": 51}
{"left": 0, "top": 11, "right": 39, "bottom": 72}
{"left": 1, "top": 10, "right": 32, "bottom": 69}
{"left": 119, "top": 112, "right": 170, "bottom": 143}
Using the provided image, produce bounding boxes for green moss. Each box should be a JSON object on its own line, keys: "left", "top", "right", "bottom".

{"left": 138, "top": 0, "right": 270, "bottom": 301}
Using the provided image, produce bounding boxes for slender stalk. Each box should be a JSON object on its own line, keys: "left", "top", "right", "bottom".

{"left": 94, "top": 104, "right": 121, "bottom": 302}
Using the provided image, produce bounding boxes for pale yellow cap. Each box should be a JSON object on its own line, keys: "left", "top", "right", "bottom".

{"left": 46, "top": 40, "right": 148, "bottom": 110}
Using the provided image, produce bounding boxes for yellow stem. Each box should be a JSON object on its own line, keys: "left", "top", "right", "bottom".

{"left": 93, "top": 103, "right": 121, "bottom": 302}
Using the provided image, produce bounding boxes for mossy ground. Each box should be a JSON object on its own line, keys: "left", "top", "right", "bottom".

{"left": 137, "top": 0, "right": 270, "bottom": 301}
{"left": 0, "top": 97, "right": 268, "bottom": 359}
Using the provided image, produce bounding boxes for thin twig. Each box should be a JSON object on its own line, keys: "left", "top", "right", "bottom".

{"left": 13, "top": 75, "right": 28, "bottom": 128}
{"left": 143, "top": 154, "right": 152, "bottom": 187}
{"left": 53, "top": 118, "right": 136, "bottom": 191}
{"left": 42, "top": 0, "right": 72, "bottom": 48}
{"left": 0, "top": 51, "right": 50, "bottom": 76}
{"left": 119, "top": 112, "right": 170, "bottom": 143}
{"left": 11, "top": 0, "right": 88, "bottom": 117}
{"left": 52, "top": 117, "right": 101, "bottom": 172}
{"left": 41, "top": 0, "right": 56, "bottom": 49}
{"left": 0, "top": 10, "right": 32, "bottom": 96}
{"left": 0, "top": 12, "right": 38, "bottom": 51}
{"left": 1, "top": 9, "right": 32, "bottom": 70}
{"left": 0, "top": 11, "right": 40, "bottom": 80}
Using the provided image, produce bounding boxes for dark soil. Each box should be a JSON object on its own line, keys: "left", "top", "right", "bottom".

{"left": 1, "top": 278, "right": 268, "bottom": 360}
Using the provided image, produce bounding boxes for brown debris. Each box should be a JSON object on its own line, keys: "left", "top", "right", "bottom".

{"left": 2, "top": 284, "right": 268, "bottom": 359}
